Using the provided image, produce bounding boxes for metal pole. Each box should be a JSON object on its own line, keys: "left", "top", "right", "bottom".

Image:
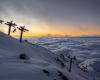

{"left": 20, "top": 30, "right": 23, "bottom": 43}
{"left": 8, "top": 26, "right": 11, "bottom": 35}
{"left": 69, "top": 58, "right": 73, "bottom": 72}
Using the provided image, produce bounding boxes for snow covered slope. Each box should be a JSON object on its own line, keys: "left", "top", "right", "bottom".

{"left": 1, "top": 32, "right": 100, "bottom": 80}
{"left": 27, "top": 36, "right": 100, "bottom": 80}
{"left": 0, "top": 32, "right": 71, "bottom": 80}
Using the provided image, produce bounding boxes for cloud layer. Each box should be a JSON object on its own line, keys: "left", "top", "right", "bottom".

{"left": 0, "top": 0, "right": 100, "bottom": 36}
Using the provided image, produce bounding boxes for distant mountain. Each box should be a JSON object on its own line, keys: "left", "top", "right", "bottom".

{"left": 78, "top": 35, "right": 100, "bottom": 38}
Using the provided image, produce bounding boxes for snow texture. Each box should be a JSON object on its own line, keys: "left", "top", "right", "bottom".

{"left": 0, "top": 32, "right": 100, "bottom": 80}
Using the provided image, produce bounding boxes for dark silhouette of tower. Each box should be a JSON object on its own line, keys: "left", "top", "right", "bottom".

{"left": 17, "top": 26, "right": 29, "bottom": 43}
{"left": 69, "top": 58, "right": 73, "bottom": 72}
{"left": 68, "top": 56, "right": 76, "bottom": 72}
{"left": 5, "top": 21, "right": 17, "bottom": 35}
{"left": 0, "top": 19, "right": 4, "bottom": 24}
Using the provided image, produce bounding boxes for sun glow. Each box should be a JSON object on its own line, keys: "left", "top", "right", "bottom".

{"left": 0, "top": 19, "right": 100, "bottom": 37}
{"left": 1, "top": 26, "right": 100, "bottom": 37}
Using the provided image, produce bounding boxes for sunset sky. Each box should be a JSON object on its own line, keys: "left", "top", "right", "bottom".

{"left": 0, "top": 0, "right": 100, "bottom": 37}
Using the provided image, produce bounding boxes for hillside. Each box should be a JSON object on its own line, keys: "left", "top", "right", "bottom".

{"left": 0, "top": 32, "right": 99, "bottom": 80}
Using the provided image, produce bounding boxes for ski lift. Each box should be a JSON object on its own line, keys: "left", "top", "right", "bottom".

{"left": 13, "top": 28, "right": 16, "bottom": 32}
{"left": 17, "top": 26, "right": 29, "bottom": 42}
{"left": 0, "top": 19, "right": 4, "bottom": 24}
{"left": 5, "top": 21, "right": 17, "bottom": 35}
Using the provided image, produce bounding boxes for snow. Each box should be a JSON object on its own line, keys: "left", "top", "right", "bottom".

{"left": 0, "top": 32, "right": 100, "bottom": 80}
{"left": 27, "top": 36, "right": 100, "bottom": 80}
{"left": 0, "top": 32, "right": 58, "bottom": 80}
{"left": 79, "top": 58, "right": 100, "bottom": 72}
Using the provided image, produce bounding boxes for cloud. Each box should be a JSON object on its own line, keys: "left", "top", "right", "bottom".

{"left": 0, "top": 0, "right": 100, "bottom": 22}
{"left": 0, "top": 0, "right": 100, "bottom": 36}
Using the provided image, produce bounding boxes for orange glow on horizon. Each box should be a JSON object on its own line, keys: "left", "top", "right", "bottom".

{"left": 7, "top": 30, "right": 100, "bottom": 37}
{"left": 0, "top": 21, "right": 100, "bottom": 37}
{"left": 1, "top": 26, "right": 100, "bottom": 37}
{"left": 0, "top": 30, "right": 100, "bottom": 37}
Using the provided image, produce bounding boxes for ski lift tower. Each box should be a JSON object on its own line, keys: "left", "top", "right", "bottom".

{"left": 5, "top": 21, "right": 17, "bottom": 35}
{"left": 68, "top": 56, "right": 76, "bottom": 72}
{"left": 0, "top": 19, "right": 4, "bottom": 24}
{"left": 17, "top": 26, "right": 29, "bottom": 43}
